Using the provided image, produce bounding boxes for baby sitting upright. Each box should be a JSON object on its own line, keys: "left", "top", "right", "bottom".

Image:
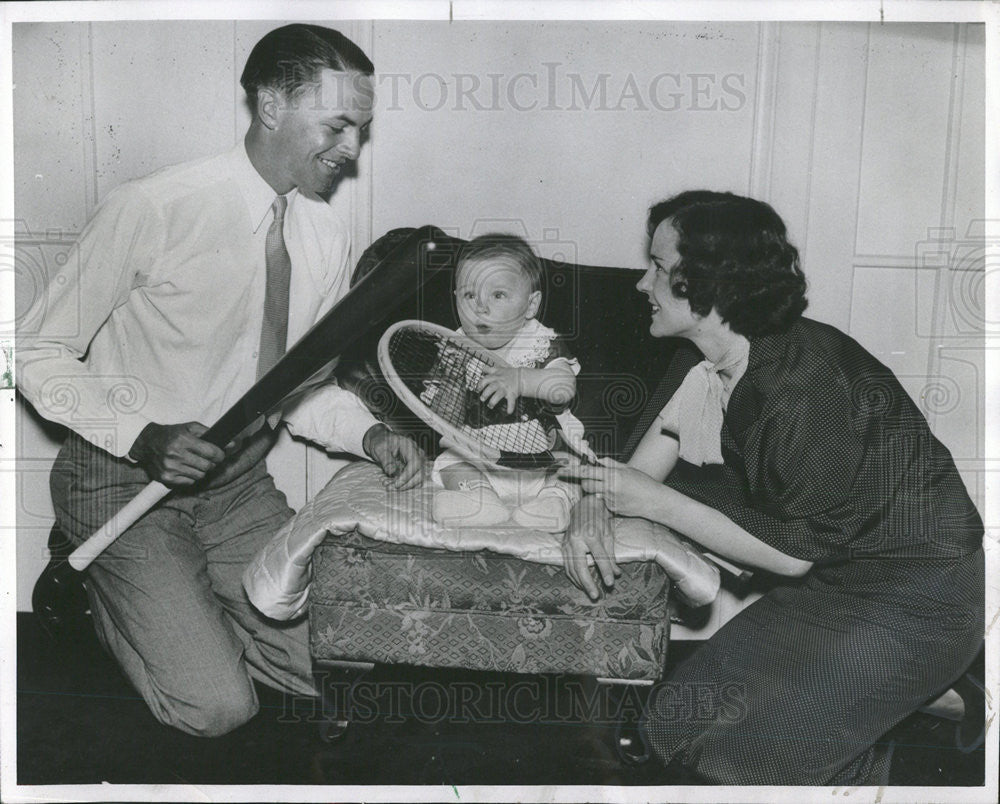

{"left": 431, "top": 233, "right": 584, "bottom": 532}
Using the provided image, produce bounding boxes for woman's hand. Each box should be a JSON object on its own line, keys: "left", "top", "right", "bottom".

{"left": 560, "top": 457, "right": 662, "bottom": 520}
{"left": 561, "top": 493, "right": 620, "bottom": 600}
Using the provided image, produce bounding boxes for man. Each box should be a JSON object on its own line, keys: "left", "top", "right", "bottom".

{"left": 16, "top": 24, "right": 424, "bottom": 737}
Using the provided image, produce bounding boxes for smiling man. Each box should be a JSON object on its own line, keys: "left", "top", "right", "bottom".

{"left": 16, "top": 24, "right": 424, "bottom": 737}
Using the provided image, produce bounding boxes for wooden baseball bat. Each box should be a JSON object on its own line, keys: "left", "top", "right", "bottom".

{"left": 68, "top": 225, "right": 457, "bottom": 570}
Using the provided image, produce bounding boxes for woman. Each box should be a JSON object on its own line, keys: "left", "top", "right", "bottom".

{"left": 561, "top": 190, "right": 984, "bottom": 785}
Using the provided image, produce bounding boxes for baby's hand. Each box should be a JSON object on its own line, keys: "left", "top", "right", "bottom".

{"left": 478, "top": 366, "right": 520, "bottom": 413}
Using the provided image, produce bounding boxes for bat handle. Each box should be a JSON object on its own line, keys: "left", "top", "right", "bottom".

{"left": 68, "top": 481, "right": 172, "bottom": 571}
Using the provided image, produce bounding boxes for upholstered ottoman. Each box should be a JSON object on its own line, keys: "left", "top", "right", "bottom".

{"left": 245, "top": 458, "right": 718, "bottom": 678}
{"left": 309, "top": 530, "right": 672, "bottom": 681}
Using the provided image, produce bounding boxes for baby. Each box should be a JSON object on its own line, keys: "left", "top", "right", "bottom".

{"left": 431, "top": 233, "right": 584, "bottom": 531}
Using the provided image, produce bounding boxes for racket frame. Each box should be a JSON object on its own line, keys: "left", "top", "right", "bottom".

{"left": 377, "top": 319, "right": 589, "bottom": 471}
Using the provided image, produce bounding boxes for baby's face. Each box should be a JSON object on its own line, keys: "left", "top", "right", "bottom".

{"left": 455, "top": 256, "right": 540, "bottom": 350}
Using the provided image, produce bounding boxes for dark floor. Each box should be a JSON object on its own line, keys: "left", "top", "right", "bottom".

{"left": 15, "top": 612, "right": 985, "bottom": 789}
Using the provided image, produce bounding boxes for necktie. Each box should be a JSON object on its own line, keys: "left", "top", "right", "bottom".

{"left": 671, "top": 337, "right": 750, "bottom": 466}
{"left": 257, "top": 195, "right": 291, "bottom": 380}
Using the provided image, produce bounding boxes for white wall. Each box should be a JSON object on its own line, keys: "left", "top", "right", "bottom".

{"left": 368, "top": 21, "right": 760, "bottom": 267}
{"left": 12, "top": 20, "right": 985, "bottom": 614}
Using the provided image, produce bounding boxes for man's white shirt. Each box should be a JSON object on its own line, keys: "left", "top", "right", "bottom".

{"left": 17, "top": 142, "right": 378, "bottom": 458}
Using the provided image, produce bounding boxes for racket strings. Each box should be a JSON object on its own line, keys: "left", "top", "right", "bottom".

{"left": 388, "top": 328, "right": 554, "bottom": 456}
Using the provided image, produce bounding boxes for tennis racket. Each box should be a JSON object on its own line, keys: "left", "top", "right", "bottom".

{"left": 377, "top": 320, "right": 598, "bottom": 470}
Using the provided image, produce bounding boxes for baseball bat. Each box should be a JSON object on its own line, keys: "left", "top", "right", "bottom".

{"left": 68, "top": 225, "right": 457, "bottom": 570}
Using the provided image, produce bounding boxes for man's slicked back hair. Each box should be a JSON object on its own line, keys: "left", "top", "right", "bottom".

{"left": 241, "top": 24, "right": 374, "bottom": 109}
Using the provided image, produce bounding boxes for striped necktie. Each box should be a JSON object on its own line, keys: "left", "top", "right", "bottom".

{"left": 257, "top": 195, "right": 291, "bottom": 380}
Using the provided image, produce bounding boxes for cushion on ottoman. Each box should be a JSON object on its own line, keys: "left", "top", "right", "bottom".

{"left": 243, "top": 462, "right": 719, "bottom": 623}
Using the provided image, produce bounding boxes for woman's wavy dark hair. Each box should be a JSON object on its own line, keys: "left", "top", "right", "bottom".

{"left": 647, "top": 190, "right": 808, "bottom": 336}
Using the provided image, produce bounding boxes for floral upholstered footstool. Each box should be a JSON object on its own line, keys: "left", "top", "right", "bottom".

{"left": 244, "top": 461, "right": 719, "bottom": 750}
{"left": 244, "top": 461, "right": 718, "bottom": 681}
{"left": 309, "top": 529, "right": 673, "bottom": 681}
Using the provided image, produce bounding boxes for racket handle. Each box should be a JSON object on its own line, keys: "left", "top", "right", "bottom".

{"left": 566, "top": 429, "right": 599, "bottom": 464}
{"left": 702, "top": 551, "right": 755, "bottom": 583}
{"left": 68, "top": 481, "right": 171, "bottom": 571}
{"left": 554, "top": 410, "right": 598, "bottom": 464}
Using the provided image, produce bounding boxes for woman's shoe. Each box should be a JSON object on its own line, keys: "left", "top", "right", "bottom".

{"left": 615, "top": 716, "right": 651, "bottom": 766}
{"left": 953, "top": 671, "right": 986, "bottom": 754}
